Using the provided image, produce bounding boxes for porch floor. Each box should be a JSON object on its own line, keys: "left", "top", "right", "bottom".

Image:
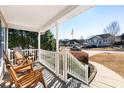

{"left": 0, "top": 63, "right": 89, "bottom": 88}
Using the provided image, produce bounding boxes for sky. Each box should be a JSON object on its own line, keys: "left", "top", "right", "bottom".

{"left": 51, "top": 6, "right": 124, "bottom": 40}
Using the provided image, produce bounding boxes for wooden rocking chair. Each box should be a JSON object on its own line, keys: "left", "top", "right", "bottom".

{"left": 13, "top": 47, "right": 34, "bottom": 65}
{"left": 3, "top": 50, "right": 46, "bottom": 88}
{"left": 13, "top": 47, "right": 34, "bottom": 72}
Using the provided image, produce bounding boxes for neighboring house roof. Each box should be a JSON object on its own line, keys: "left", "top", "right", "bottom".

{"left": 59, "top": 39, "right": 80, "bottom": 46}
{"left": 88, "top": 34, "right": 112, "bottom": 40}
{"left": 69, "top": 39, "right": 80, "bottom": 44}
{"left": 98, "top": 34, "right": 112, "bottom": 39}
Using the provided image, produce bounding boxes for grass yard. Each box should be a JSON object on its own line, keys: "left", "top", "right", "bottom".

{"left": 90, "top": 52, "right": 124, "bottom": 79}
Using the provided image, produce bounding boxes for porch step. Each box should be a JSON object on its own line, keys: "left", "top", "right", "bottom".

{"left": 66, "top": 78, "right": 81, "bottom": 88}
{"left": 65, "top": 78, "right": 89, "bottom": 88}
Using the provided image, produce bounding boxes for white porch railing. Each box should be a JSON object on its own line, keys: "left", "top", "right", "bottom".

{"left": 8, "top": 49, "right": 38, "bottom": 65}
{"left": 0, "top": 59, "right": 4, "bottom": 82}
{"left": 8, "top": 49, "right": 88, "bottom": 84}
{"left": 67, "top": 52, "right": 88, "bottom": 84}
{"left": 40, "top": 49, "right": 66, "bottom": 81}
{"left": 40, "top": 49, "right": 88, "bottom": 84}
{"left": 40, "top": 49, "right": 56, "bottom": 73}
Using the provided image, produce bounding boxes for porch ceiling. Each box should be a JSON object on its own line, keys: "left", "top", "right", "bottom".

{"left": 0, "top": 5, "right": 94, "bottom": 33}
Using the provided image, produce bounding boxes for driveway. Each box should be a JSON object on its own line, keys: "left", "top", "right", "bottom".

{"left": 82, "top": 50, "right": 104, "bottom": 57}
{"left": 82, "top": 50, "right": 124, "bottom": 57}
{"left": 82, "top": 50, "right": 124, "bottom": 88}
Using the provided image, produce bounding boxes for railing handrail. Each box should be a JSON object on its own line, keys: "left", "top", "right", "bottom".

{"left": 40, "top": 49, "right": 56, "bottom": 54}
{"left": 40, "top": 49, "right": 66, "bottom": 56}
{"left": 8, "top": 49, "right": 38, "bottom": 52}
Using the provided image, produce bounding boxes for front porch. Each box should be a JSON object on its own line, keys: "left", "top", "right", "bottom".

{"left": 0, "top": 5, "right": 95, "bottom": 88}
{"left": 1, "top": 49, "right": 93, "bottom": 88}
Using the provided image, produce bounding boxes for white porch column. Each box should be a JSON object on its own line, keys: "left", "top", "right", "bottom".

{"left": 85, "top": 64, "right": 89, "bottom": 84}
{"left": 38, "top": 32, "right": 41, "bottom": 62}
{"left": 6, "top": 28, "right": 9, "bottom": 61}
{"left": 55, "top": 22, "right": 59, "bottom": 76}
{"left": 64, "top": 52, "right": 67, "bottom": 81}
{"left": 56, "top": 22, "right": 59, "bottom": 52}
{"left": 5, "top": 28, "right": 8, "bottom": 72}
{"left": 6, "top": 28, "right": 8, "bottom": 52}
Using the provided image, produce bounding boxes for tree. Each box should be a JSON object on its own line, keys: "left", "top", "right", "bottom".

{"left": 8, "top": 29, "right": 38, "bottom": 49}
{"left": 40, "top": 30, "right": 56, "bottom": 51}
{"left": 8, "top": 29, "right": 21, "bottom": 48}
{"left": 121, "top": 33, "right": 124, "bottom": 40}
{"left": 8, "top": 29, "right": 56, "bottom": 51}
{"left": 121, "top": 33, "right": 124, "bottom": 46}
{"left": 103, "top": 21, "right": 120, "bottom": 36}
{"left": 103, "top": 21, "right": 120, "bottom": 46}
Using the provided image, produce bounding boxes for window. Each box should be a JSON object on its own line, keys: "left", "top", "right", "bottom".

{"left": 0, "top": 20, "right": 2, "bottom": 66}
{"left": 0, "top": 19, "right": 7, "bottom": 66}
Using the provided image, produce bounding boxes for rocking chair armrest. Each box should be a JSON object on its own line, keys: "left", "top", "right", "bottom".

{"left": 13, "top": 62, "right": 33, "bottom": 71}
{"left": 17, "top": 70, "right": 36, "bottom": 81}
{"left": 17, "top": 68, "right": 44, "bottom": 81}
{"left": 17, "top": 58, "right": 32, "bottom": 65}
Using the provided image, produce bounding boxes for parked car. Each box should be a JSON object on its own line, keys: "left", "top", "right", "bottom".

{"left": 86, "top": 45, "right": 97, "bottom": 48}
{"left": 70, "top": 46, "right": 81, "bottom": 51}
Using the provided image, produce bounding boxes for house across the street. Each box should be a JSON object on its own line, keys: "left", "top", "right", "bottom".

{"left": 86, "top": 34, "right": 121, "bottom": 47}
{"left": 59, "top": 39, "right": 80, "bottom": 47}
